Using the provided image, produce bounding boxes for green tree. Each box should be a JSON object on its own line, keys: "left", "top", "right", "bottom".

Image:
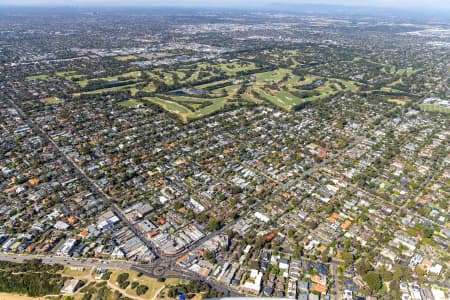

{"left": 363, "top": 272, "right": 382, "bottom": 293}
{"left": 136, "top": 285, "right": 149, "bottom": 296}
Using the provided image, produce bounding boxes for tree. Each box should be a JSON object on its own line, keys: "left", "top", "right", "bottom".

{"left": 131, "top": 281, "right": 139, "bottom": 289}
{"left": 203, "top": 249, "right": 213, "bottom": 260}
{"left": 117, "top": 273, "right": 129, "bottom": 284}
{"left": 356, "top": 259, "right": 373, "bottom": 276}
{"left": 342, "top": 250, "right": 354, "bottom": 266}
{"left": 208, "top": 219, "right": 222, "bottom": 231}
{"left": 363, "top": 272, "right": 382, "bottom": 293}
{"left": 380, "top": 268, "right": 393, "bottom": 282}
{"left": 136, "top": 285, "right": 149, "bottom": 296}
{"left": 231, "top": 185, "right": 243, "bottom": 194}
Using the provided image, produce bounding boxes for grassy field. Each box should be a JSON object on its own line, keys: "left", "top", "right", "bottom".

{"left": 241, "top": 92, "right": 264, "bottom": 104}
{"left": 217, "top": 61, "right": 259, "bottom": 75}
{"left": 145, "top": 95, "right": 231, "bottom": 122}
{"left": 26, "top": 74, "right": 49, "bottom": 80}
{"left": 419, "top": 104, "right": 450, "bottom": 114}
{"left": 352, "top": 57, "right": 385, "bottom": 67}
{"left": 115, "top": 55, "right": 138, "bottom": 61}
{"left": 251, "top": 88, "right": 294, "bottom": 110}
{"left": 334, "top": 78, "right": 359, "bottom": 92}
{"left": 40, "top": 97, "right": 63, "bottom": 105}
{"left": 68, "top": 56, "right": 363, "bottom": 120}
{"left": 387, "top": 97, "right": 411, "bottom": 106}
{"left": 117, "top": 99, "right": 143, "bottom": 108}
{"left": 61, "top": 266, "right": 92, "bottom": 278}
{"left": 78, "top": 71, "right": 141, "bottom": 88}
{"left": 74, "top": 83, "right": 139, "bottom": 96}
{"left": 244, "top": 71, "right": 358, "bottom": 111}
{"left": 109, "top": 270, "right": 187, "bottom": 300}
{"left": 188, "top": 98, "right": 227, "bottom": 120}
{"left": 210, "top": 84, "right": 241, "bottom": 95}
{"left": 195, "top": 79, "right": 231, "bottom": 90}
{"left": 395, "top": 67, "right": 421, "bottom": 77}
{"left": 72, "top": 59, "right": 260, "bottom": 98}
{"left": 141, "top": 68, "right": 360, "bottom": 118}
{"left": 145, "top": 97, "right": 192, "bottom": 122}
{"left": 254, "top": 69, "right": 290, "bottom": 84}
{"left": 56, "top": 71, "right": 86, "bottom": 80}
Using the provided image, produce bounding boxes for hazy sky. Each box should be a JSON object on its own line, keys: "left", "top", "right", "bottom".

{"left": 0, "top": 0, "right": 447, "bottom": 9}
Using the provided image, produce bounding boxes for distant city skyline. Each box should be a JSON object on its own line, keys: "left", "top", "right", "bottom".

{"left": 0, "top": 0, "right": 448, "bottom": 9}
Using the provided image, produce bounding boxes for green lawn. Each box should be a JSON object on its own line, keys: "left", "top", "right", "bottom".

{"left": 241, "top": 92, "right": 264, "bottom": 104}
{"left": 56, "top": 71, "right": 86, "bottom": 80}
{"left": 255, "top": 69, "right": 290, "bottom": 84}
{"left": 352, "top": 57, "right": 385, "bottom": 67}
{"left": 144, "top": 97, "right": 192, "bottom": 122}
{"left": 217, "top": 61, "right": 258, "bottom": 76}
{"left": 117, "top": 99, "right": 143, "bottom": 108}
{"left": 26, "top": 74, "right": 49, "bottom": 80}
{"left": 246, "top": 73, "right": 358, "bottom": 111}
{"left": 253, "top": 88, "right": 291, "bottom": 110}
{"left": 211, "top": 84, "right": 241, "bottom": 95}
{"left": 395, "top": 67, "right": 421, "bottom": 77}
{"left": 74, "top": 83, "right": 138, "bottom": 96}
{"left": 115, "top": 55, "right": 138, "bottom": 61}
{"left": 189, "top": 98, "right": 227, "bottom": 120}
{"left": 419, "top": 104, "right": 450, "bottom": 114}
{"left": 333, "top": 79, "right": 359, "bottom": 92}
{"left": 144, "top": 94, "right": 232, "bottom": 122}
{"left": 39, "top": 97, "right": 63, "bottom": 105}
{"left": 69, "top": 65, "right": 360, "bottom": 121}
{"left": 78, "top": 71, "right": 141, "bottom": 88}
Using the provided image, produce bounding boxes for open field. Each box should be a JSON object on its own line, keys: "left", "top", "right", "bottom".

{"left": 353, "top": 58, "right": 421, "bottom": 79}
{"left": 117, "top": 99, "right": 143, "bottom": 108}
{"left": 387, "top": 97, "right": 411, "bottom": 106}
{"left": 40, "top": 97, "right": 63, "bottom": 105}
{"left": 72, "top": 59, "right": 262, "bottom": 98}
{"left": 109, "top": 270, "right": 187, "bottom": 300}
{"left": 61, "top": 266, "right": 92, "bottom": 278}
{"left": 244, "top": 72, "right": 359, "bottom": 111}
{"left": 353, "top": 57, "right": 385, "bottom": 66}
{"left": 394, "top": 67, "right": 421, "bottom": 77}
{"left": 25, "top": 74, "right": 49, "bottom": 80}
{"left": 195, "top": 79, "right": 232, "bottom": 90}
{"left": 145, "top": 96, "right": 230, "bottom": 122}
{"left": 115, "top": 55, "right": 139, "bottom": 61}
{"left": 74, "top": 83, "right": 139, "bottom": 96}
{"left": 78, "top": 71, "right": 141, "bottom": 88}
{"left": 140, "top": 68, "right": 360, "bottom": 119}
{"left": 210, "top": 84, "right": 241, "bottom": 95}
{"left": 56, "top": 71, "right": 86, "bottom": 80}
{"left": 419, "top": 104, "right": 450, "bottom": 114}
{"left": 147, "top": 97, "right": 192, "bottom": 114}
{"left": 253, "top": 88, "right": 302, "bottom": 110}
{"left": 68, "top": 55, "right": 363, "bottom": 119}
